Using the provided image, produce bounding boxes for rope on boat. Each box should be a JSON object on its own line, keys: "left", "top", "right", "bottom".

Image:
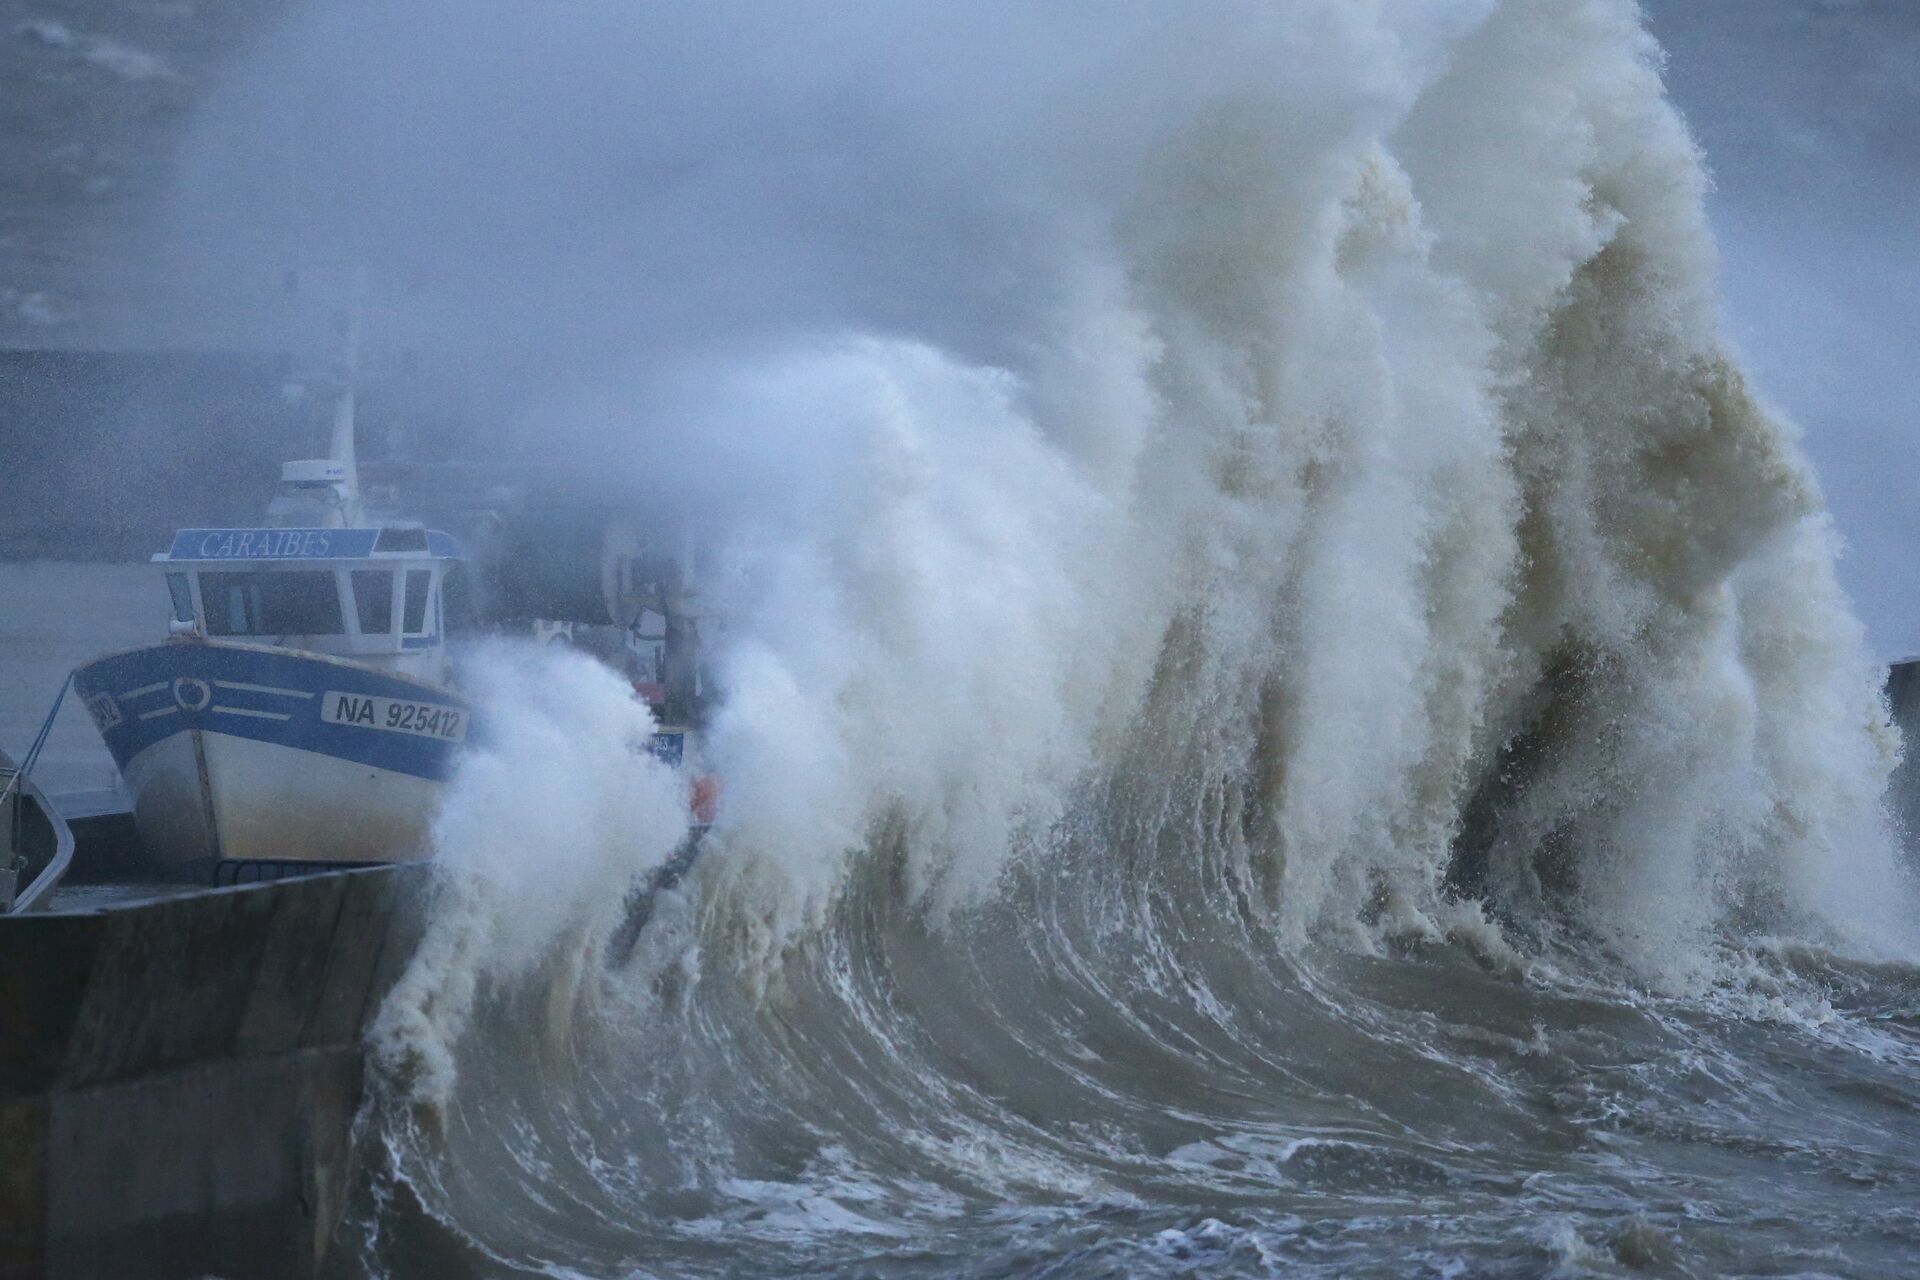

{"left": 1, "top": 673, "right": 72, "bottom": 810}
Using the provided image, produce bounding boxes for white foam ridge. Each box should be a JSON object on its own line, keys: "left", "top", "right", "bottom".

{"left": 313, "top": 0, "right": 1920, "bottom": 1097}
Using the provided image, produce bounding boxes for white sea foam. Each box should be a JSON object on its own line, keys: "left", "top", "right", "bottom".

{"left": 301, "top": 0, "right": 1920, "bottom": 1120}
{"left": 369, "top": 644, "right": 688, "bottom": 1105}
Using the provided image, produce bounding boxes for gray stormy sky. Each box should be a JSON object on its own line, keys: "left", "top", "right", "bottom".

{"left": 1, "top": 0, "right": 1916, "bottom": 654}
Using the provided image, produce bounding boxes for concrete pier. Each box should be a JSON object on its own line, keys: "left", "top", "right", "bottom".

{"left": 0, "top": 865, "right": 425, "bottom": 1280}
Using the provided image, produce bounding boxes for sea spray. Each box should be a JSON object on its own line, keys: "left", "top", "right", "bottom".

{"left": 692, "top": 339, "right": 1154, "bottom": 929}
{"left": 155, "top": 0, "right": 1920, "bottom": 1271}
{"left": 370, "top": 644, "right": 689, "bottom": 1108}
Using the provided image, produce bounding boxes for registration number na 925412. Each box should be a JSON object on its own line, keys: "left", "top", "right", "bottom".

{"left": 323, "top": 691, "right": 467, "bottom": 741}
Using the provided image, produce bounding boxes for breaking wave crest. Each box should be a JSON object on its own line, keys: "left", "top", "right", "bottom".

{"left": 246, "top": 0, "right": 1920, "bottom": 1273}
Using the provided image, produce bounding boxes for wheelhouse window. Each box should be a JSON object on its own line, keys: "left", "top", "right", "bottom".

{"left": 165, "top": 573, "right": 193, "bottom": 624}
{"left": 351, "top": 569, "right": 394, "bottom": 636}
{"left": 201, "top": 571, "right": 344, "bottom": 637}
{"left": 403, "top": 569, "right": 432, "bottom": 634}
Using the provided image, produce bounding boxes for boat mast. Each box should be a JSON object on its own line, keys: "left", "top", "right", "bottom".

{"left": 327, "top": 283, "right": 363, "bottom": 524}
{"left": 265, "top": 280, "right": 368, "bottom": 530}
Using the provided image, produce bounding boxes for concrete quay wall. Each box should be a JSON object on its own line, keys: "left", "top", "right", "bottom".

{"left": 0, "top": 866, "right": 426, "bottom": 1280}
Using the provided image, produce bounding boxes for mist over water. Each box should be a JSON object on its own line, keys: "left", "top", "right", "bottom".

{"left": 142, "top": 1, "right": 1920, "bottom": 1274}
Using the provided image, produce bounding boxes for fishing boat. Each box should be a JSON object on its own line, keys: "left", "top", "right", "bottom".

{"left": 71, "top": 358, "right": 475, "bottom": 880}
{"left": 72, "top": 526, "right": 472, "bottom": 878}
{"left": 65, "top": 297, "right": 722, "bottom": 891}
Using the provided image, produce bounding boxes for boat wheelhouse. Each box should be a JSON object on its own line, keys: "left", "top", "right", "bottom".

{"left": 73, "top": 525, "right": 473, "bottom": 878}
{"left": 157, "top": 525, "right": 465, "bottom": 682}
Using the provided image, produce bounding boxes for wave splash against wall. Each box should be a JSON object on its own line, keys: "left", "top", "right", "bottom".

{"left": 213, "top": 1, "right": 1920, "bottom": 1272}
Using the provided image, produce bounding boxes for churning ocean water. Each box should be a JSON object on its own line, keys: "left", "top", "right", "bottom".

{"left": 6, "top": 2, "right": 1920, "bottom": 1277}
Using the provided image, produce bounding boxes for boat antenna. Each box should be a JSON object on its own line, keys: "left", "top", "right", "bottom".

{"left": 328, "top": 270, "right": 366, "bottom": 523}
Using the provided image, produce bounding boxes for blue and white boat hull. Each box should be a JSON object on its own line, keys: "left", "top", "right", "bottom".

{"left": 73, "top": 639, "right": 471, "bottom": 872}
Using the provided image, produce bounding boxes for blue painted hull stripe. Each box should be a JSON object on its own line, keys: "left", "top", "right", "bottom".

{"left": 74, "top": 644, "right": 473, "bottom": 782}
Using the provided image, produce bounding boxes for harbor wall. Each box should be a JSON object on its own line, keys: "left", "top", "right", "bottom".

{"left": 0, "top": 350, "right": 301, "bottom": 561}
{"left": 0, "top": 865, "right": 426, "bottom": 1280}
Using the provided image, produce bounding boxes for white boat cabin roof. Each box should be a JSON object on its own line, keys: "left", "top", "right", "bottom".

{"left": 156, "top": 526, "right": 466, "bottom": 564}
